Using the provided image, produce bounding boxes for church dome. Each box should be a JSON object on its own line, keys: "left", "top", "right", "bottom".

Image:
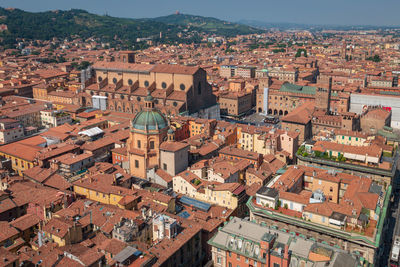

{"left": 132, "top": 89, "right": 168, "bottom": 132}
{"left": 131, "top": 109, "right": 168, "bottom": 131}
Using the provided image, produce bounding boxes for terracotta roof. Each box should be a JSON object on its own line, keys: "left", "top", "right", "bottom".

{"left": 155, "top": 168, "right": 173, "bottom": 183}
{"left": 98, "top": 238, "right": 127, "bottom": 255}
{"left": 281, "top": 102, "right": 314, "bottom": 124}
{"left": 219, "top": 145, "right": 260, "bottom": 161}
{"left": 111, "top": 147, "right": 127, "bottom": 156}
{"left": 313, "top": 140, "right": 382, "bottom": 158}
{"left": 0, "top": 247, "right": 18, "bottom": 266}
{"left": 151, "top": 64, "right": 200, "bottom": 75}
{"left": 54, "top": 152, "right": 92, "bottom": 165}
{"left": 0, "top": 142, "right": 41, "bottom": 161}
{"left": 363, "top": 108, "right": 391, "bottom": 120}
{"left": 0, "top": 221, "right": 19, "bottom": 242}
{"left": 81, "top": 136, "right": 115, "bottom": 151}
{"left": 246, "top": 183, "right": 263, "bottom": 196}
{"left": 37, "top": 143, "right": 80, "bottom": 161}
{"left": 212, "top": 183, "right": 242, "bottom": 193}
{"left": 92, "top": 61, "right": 154, "bottom": 72}
{"left": 272, "top": 166, "right": 304, "bottom": 192}
{"left": 42, "top": 217, "right": 75, "bottom": 239}
{"left": 59, "top": 244, "right": 104, "bottom": 266}
{"left": 44, "top": 173, "right": 72, "bottom": 191}
{"left": 160, "top": 141, "right": 189, "bottom": 152}
{"left": 280, "top": 191, "right": 310, "bottom": 205}
{"left": 10, "top": 213, "right": 40, "bottom": 232}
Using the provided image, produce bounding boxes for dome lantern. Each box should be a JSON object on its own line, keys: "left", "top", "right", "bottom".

{"left": 131, "top": 90, "right": 168, "bottom": 133}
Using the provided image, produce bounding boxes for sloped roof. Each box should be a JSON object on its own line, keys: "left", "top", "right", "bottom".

{"left": 279, "top": 83, "right": 316, "bottom": 95}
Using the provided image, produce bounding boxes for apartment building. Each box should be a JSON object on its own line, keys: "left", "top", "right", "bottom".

{"left": 0, "top": 118, "right": 24, "bottom": 144}
{"left": 208, "top": 217, "right": 361, "bottom": 267}
{"left": 248, "top": 165, "right": 390, "bottom": 265}
{"left": 40, "top": 109, "right": 72, "bottom": 128}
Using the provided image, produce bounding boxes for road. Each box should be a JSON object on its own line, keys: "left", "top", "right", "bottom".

{"left": 381, "top": 158, "right": 400, "bottom": 267}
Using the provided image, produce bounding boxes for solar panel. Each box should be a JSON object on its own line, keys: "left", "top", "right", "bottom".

{"left": 179, "top": 196, "right": 211, "bottom": 211}
{"left": 133, "top": 250, "right": 142, "bottom": 257}
{"left": 178, "top": 211, "right": 191, "bottom": 219}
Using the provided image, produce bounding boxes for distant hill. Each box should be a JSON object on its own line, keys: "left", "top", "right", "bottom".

{"left": 238, "top": 19, "right": 312, "bottom": 30}
{"left": 152, "top": 13, "right": 264, "bottom": 36}
{"left": 0, "top": 8, "right": 264, "bottom": 49}
{"left": 0, "top": 8, "right": 179, "bottom": 48}
{"left": 238, "top": 19, "right": 399, "bottom": 31}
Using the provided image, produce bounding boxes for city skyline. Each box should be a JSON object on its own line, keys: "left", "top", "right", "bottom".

{"left": 1, "top": 0, "right": 400, "bottom": 26}
{"left": 0, "top": 1, "right": 399, "bottom": 266}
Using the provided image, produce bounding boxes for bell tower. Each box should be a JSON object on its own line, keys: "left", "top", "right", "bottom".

{"left": 167, "top": 129, "right": 175, "bottom": 141}
{"left": 118, "top": 51, "right": 135, "bottom": 63}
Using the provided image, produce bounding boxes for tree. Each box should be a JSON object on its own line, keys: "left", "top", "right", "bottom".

{"left": 295, "top": 48, "right": 307, "bottom": 58}
{"left": 366, "top": 54, "right": 381, "bottom": 62}
{"left": 275, "top": 200, "right": 281, "bottom": 210}
{"left": 272, "top": 48, "right": 285, "bottom": 53}
{"left": 80, "top": 61, "right": 91, "bottom": 70}
{"left": 225, "top": 47, "right": 234, "bottom": 54}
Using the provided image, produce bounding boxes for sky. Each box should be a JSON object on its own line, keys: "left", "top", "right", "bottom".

{"left": 1, "top": 0, "right": 399, "bottom": 26}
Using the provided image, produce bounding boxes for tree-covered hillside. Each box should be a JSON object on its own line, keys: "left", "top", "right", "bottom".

{"left": 0, "top": 8, "right": 264, "bottom": 49}
{"left": 152, "top": 13, "right": 263, "bottom": 36}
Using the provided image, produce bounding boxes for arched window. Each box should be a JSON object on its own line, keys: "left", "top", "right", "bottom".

{"left": 149, "top": 141, "right": 155, "bottom": 150}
